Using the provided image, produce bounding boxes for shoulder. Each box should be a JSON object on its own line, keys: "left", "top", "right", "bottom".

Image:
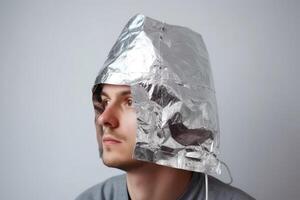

{"left": 208, "top": 175, "right": 255, "bottom": 200}
{"left": 75, "top": 174, "right": 127, "bottom": 200}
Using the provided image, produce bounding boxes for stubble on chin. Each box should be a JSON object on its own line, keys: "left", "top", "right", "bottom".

{"left": 101, "top": 151, "right": 145, "bottom": 172}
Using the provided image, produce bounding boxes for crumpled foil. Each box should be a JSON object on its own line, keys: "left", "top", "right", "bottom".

{"left": 93, "top": 14, "right": 221, "bottom": 175}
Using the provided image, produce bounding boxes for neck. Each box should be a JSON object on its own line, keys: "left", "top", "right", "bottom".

{"left": 126, "top": 162, "right": 192, "bottom": 200}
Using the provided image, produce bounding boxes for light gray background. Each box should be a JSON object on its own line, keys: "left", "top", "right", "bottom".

{"left": 1, "top": 0, "right": 299, "bottom": 199}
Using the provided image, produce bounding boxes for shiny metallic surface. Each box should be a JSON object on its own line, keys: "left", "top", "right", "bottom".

{"left": 93, "top": 14, "right": 221, "bottom": 175}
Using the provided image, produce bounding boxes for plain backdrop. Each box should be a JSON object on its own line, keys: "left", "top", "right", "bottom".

{"left": 1, "top": 0, "right": 299, "bottom": 199}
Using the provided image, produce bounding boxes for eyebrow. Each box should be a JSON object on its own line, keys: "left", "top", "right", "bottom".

{"left": 100, "top": 90, "right": 131, "bottom": 98}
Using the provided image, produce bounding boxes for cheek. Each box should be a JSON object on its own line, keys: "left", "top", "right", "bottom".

{"left": 122, "top": 112, "right": 137, "bottom": 141}
{"left": 95, "top": 124, "right": 103, "bottom": 145}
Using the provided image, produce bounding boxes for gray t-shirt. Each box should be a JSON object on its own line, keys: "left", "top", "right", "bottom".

{"left": 75, "top": 172, "right": 255, "bottom": 200}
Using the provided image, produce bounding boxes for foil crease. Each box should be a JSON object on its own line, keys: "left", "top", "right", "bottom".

{"left": 93, "top": 14, "right": 221, "bottom": 175}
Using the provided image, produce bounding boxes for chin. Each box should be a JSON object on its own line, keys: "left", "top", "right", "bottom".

{"left": 102, "top": 154, "right": 145, "bottom": 171}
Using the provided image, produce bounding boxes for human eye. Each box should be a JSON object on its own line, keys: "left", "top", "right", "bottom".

{"left": 100, "top": 98, "right": 110, "bottom": 110}
{"left": 93, "top": 98, "right": 110, "bottom": 114}
{"left": 125, "top": 97, "right": 133, "bottom": 107}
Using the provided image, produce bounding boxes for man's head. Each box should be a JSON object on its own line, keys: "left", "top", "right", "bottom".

{"left": 92, "top": 14, "right": 221, "bottom": 174}
{"left": 93, "top": 84, "right": 145, "bottom": 171}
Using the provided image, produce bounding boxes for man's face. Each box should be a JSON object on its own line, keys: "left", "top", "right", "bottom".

{"left": 93, "top": 84, "right": 145, "bottom": 171}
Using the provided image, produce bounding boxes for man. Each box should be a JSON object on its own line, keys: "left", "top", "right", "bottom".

{"left": 76, "top": 14, "right": 255, "bottom": 200}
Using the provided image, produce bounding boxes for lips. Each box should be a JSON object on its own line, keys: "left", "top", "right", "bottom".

{"left": 102, "top": 136, "right": 122, "bottom": 145}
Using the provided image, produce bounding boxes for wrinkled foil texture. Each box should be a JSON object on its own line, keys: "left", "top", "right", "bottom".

{"left": 93, "top": 14, "right": 221, "bottom": 175}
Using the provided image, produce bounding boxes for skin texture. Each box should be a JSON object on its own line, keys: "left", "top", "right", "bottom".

{"left": 93, "top": 84, "right": 145, "bottom": 171}
{"left": 93, "top": 84, "right": 193, "bottom": 200}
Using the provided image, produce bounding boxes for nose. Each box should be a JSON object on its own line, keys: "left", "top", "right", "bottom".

{"left": 96, "top": 103, "right": 119, "bottom": 129}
